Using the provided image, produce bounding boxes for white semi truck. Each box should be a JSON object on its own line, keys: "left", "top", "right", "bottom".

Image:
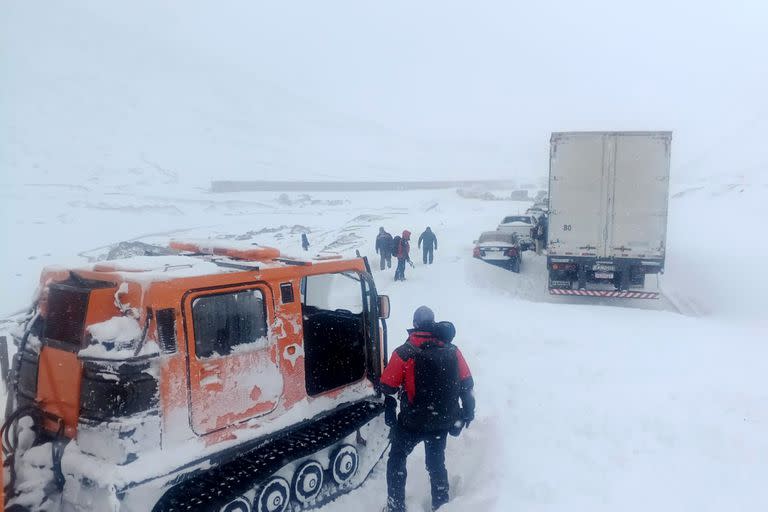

{"left": 547, "top": 131, "right": 672, "bottom": 298}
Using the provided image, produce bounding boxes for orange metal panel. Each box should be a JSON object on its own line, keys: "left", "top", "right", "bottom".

{"left": 37, "top": 347, "right": 82, "bottom": 438}
{"left": 183, "top": 283, "right": 283, "bottom": 435}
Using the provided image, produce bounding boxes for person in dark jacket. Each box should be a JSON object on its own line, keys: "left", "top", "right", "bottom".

{"left": 418, "top": 227, "right": 438, "bottom": 265}
{"left": 301, "top": 233, "right": 310, "bottom": 252}
{"left": 380, "top": 306, "right": 475, "bottom": 512}
{"left": 375, "top": 227, "right": 394, "bottom": 270}
{"left": 535, "top": 215, "right": 547, "bottom": 255}
{"left": 393, "top": 230, "right": 412, "bottom": 281}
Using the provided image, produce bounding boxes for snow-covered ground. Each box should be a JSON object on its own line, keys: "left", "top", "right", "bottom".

{"left": 3, "top": 1, "right": 768, "bottom": 510}
{"left": 1, "top": 177, "right": 767, "bottom": 511}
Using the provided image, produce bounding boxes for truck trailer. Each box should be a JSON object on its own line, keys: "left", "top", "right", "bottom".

{"left": 547, "top": 131, "right": 672, "bottom": 299}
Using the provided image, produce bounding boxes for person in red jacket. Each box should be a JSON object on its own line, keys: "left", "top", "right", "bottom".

{"left": 380, "top": 306, "right": 475, "bottom": 512}
{"left": 393, "top": 230, "right": 412, "bottom": 281}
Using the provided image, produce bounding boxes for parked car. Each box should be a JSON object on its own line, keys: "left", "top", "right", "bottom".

{"left": 497, "top": 215, "right": 537, "bottom": 250}
{"left": 473, "top": 231, "right": 523, "bottom": 272}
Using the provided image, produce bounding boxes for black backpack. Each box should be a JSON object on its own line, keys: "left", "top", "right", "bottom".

{"left": 391, "top": 235, "right": 401, "bottom": 255}
{"left": 401, "top": 342, "right": 461, "bottom": 432}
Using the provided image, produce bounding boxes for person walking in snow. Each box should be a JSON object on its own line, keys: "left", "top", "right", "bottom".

{"left": 534, "top": 215, "right": 547, "bottom": 255}
{"left": 376, "top": 227, "right": 394, "bottom": 270}
{"left": 418, "top": 227, "right": 438, "bottom": 265}
{"left": 419, "top": 226, "right": 437, "bottom": 265}
{"left": 393, "top": 230, "right": 412, "bottom": 281}
{"left": 380, "top": 306, "right": 475, "bottom": 512}
{"left": 301, "top": 233, "right": 310, "bottom": 252}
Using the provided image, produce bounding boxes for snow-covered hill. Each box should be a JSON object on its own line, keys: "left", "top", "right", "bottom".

{"left": 0, "top": 3, "right": 524, "bottom": 188}
{"left": 3, "top": 2, "right": 768, "bottom": 188}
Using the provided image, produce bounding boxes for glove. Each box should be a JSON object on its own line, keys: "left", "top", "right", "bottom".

{"left": 462, "top": 407, "right": 474, "bottom": 429}
{"left": 384, "top": 395, "right": 397, "bottom": 427}
{"left": 448, "top": 419, "right": 464, "bottom": 437}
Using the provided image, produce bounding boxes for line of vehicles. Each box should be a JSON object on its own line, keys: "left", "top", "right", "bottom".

{"left": 473, "top": 194, "right": 549, "bottom": 272}
{"left": 475, "top": 131, "right": 672, "bottom": 301}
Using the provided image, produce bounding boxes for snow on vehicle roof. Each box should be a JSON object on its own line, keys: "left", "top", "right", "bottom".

{"left": 79, "top": 254, "right": 283, "bottom": 284}
{"left": 70, "top": 249, "right": 347, "bottom": 287}
{"left": 170, "top": 238, "right": 271, "bottom": 252}
{"left": 479, "top": 231, "right": 517, "bottom": 243}
{"left": 86, "top": 255, "right": 227, "bottom": 278}
{"left": 499, "top": 221, "right": 532, "bottom": 228}
{"left": 501, "top": 215, "right": 533, "bottom": 224}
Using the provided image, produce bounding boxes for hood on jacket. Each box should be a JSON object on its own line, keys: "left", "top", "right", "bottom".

{"left": 402, "top": 230, "right": 411, "bottom": 240}
{"left": 406, "top": 329, "right": 443, "bottom": 348}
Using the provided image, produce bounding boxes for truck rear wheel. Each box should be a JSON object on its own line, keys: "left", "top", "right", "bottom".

{"left": 617, "top": 269, "right": 631, "bottom": 291}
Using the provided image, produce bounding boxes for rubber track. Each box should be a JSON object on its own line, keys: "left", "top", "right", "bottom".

{"left": 153, "top": 400, "right": 384, "bottom": 512}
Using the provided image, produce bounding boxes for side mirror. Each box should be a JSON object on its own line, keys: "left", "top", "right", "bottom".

{"left": 378, "top": 295, "right": 391, "bottom": 320}
{"left": 472, "top": 240, "right": 478, "bottom": 244}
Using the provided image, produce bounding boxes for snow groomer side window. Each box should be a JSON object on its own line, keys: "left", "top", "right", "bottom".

{"left": 301, "top": 272, "right": 367, "bottom": 395}
{"left": 192, "top": 289, "right": 268, "bottom": 358}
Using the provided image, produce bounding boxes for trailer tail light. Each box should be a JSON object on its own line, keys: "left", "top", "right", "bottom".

{"left": 551, "top": 263, "right": 576, "bottom": 271}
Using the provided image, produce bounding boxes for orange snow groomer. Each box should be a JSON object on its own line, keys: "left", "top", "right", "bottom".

{"left": 2, "top": 240, "right": 391, "bottom": 512}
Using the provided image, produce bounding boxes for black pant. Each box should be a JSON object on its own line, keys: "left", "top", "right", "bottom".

{"left": 395, "top": 258, "right": 407, "bottom": 281}
{"left": 422, "top": 247, "right": 434, "bottom": 264}
{"left": 386, "top": 427, "right": 449, "bottom": 512}
{"left": 380, "top": 252, "right": 392, "bottom": 270}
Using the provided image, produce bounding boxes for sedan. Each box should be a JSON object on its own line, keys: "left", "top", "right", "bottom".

{"left": 473, "top": 231, "right": 523, "bottom": 272}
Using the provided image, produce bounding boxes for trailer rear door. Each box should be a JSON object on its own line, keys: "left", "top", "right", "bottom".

{"left": 609, "top": 134, "right": 671, "bottom": 259}
{"left": 548, "top": 133, "right": 608, "bottom": 257}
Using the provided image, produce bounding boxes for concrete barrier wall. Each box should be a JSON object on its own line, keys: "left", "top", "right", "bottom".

{"left": 210, "top": 180, "right": 518, "bottom": 192}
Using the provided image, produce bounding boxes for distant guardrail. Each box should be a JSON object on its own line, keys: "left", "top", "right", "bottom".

{"left": 210, "top": 180, "right": 519, "bottom": 193}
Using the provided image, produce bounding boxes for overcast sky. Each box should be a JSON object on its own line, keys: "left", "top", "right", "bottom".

{"left": 2, "top": 1, "right": 767, "bottom": 183}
